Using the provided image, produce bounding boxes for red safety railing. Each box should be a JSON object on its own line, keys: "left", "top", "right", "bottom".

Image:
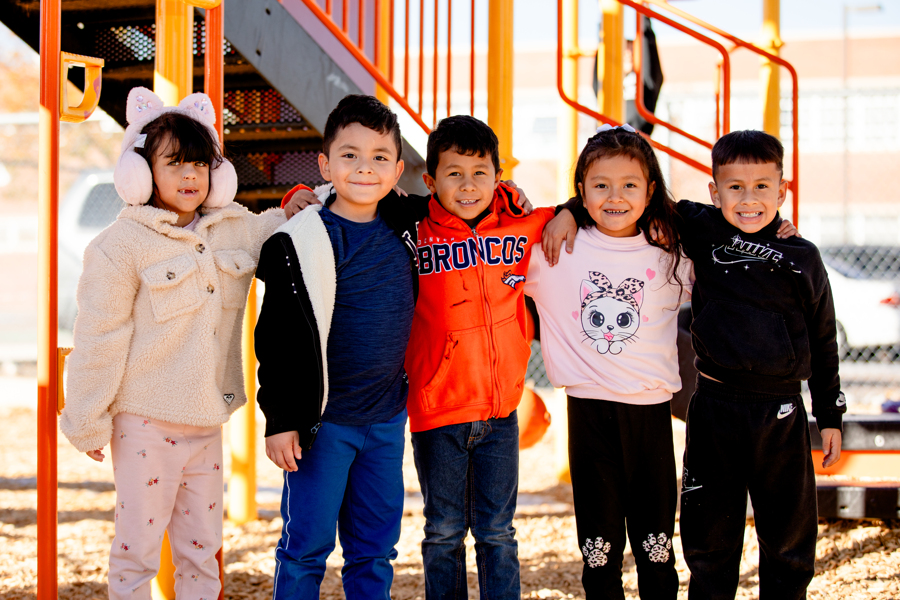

{"left": 295, "top": 0, "right": 479, "bottom": 134}
{"left": 558, "top": 0, "right": 800, "bottom": 222}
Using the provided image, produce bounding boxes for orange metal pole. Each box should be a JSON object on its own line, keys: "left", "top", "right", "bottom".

{"left": 205, "top": 4, "right": 224, "bottom": 141}
{"left": 374, "top": 0, "right": 380, "bottom": 65}
{"left": 418, "top": 0, "right": 424, "bottom": 115}
{"left": 433, "top": 0, "right": 439, "bottom": 124}
{"left": 37, "top": 0, "right": 61, "bottom": 598}
{"left": 469, "top": 0, "right": 475, "bottom": 115}
{"left": 446, "top": 0, "right": 452, "bottom": 117}
{"left": 358, "top": 0, "right": 365, "bottom": 50}
{"left": 389, "top": 0, "right": 395, "bottom": 83}
{"left": 404, "top": 0, "right": 410, "bottom": 97}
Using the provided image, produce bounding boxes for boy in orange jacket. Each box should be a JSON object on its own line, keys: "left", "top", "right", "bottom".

{"left": 406, "top": 115, "right": 561, "bottom": 600}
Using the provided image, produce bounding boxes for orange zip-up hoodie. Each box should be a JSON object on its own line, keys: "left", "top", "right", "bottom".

{"left": 405, "top": 183, "right": 556, "bottom": 432}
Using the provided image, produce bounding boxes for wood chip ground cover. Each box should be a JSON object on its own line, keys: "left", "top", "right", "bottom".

{"left": 1, "top": 405, "right": 898, "bottom": 598}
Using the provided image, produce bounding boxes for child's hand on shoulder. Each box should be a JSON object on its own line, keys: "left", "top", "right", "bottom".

{"left": 776, "top": 219, "right": 801, "bottom": 239}
{"left": 821, "top": 428, "right": 842, "bottom": 468}
{"left": 283, "top": 185, "right": 322, "bottom": 219}
{"left": 86, "top": 448, "right": 105, "bottom": 462}
{"left": 542, "top": 208, "right": 578, "bottom": 266}
{"left": 265, "top": 431, "right": 303, "bottom": 471}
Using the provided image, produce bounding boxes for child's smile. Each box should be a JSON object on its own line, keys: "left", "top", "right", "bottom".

{"left": 709, "top": 160, "right": 787, "bottom": 233}
{"left": 423, "top": 150, "right": 502, "bottom": 227}
{"left": 318, "top": 122, "right": 405, "bottom": 222}
{"left": 149, "top": 135, "right": 210, "bottom": 226}
{"left": 578, "top": 154, "right": 654, "bottom": 238}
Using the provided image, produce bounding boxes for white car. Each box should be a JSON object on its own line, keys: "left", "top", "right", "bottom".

{"left": 822, "top": 247, "right": 900, "bottom": 357}
{"left": 58, "top": 171, "right": 124, "bottom": 330}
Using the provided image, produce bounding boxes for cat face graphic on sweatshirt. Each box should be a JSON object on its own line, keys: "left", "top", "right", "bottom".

{"left": 580, "top": 272, "right": 644, "bottom": 355}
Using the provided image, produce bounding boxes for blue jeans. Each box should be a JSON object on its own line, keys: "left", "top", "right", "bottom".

{"left": 272, "top": 409, "right": 407, "bottom": 600}
{"left": 411, "top": 412, "right": 520, "bottom": 600}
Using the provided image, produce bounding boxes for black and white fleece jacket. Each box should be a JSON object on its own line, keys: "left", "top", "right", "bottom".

{"left": 254, "top": 190, "right": 426, "bottom": 448}
{"left": 678, "top": 200, "right": 845, "bottom": 432}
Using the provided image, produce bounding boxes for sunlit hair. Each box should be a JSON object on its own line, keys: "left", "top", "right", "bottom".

{"left": 426, "top": 115, "right": 500, "bottom": 177}
{"left": 571, "top": 126, "right": 685, "bottom": 292}
{"left": 711, "top": 129, "right": 784, "bottom": 181}
{"left": 322, "top": 94, "right": 402, "bottom": 159}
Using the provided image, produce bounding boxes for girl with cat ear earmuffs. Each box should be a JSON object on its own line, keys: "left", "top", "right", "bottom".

{"left": 521, "top": 124, "right": 691, "bottom": 598}
{"left": 60, "top": 87, "right": 291, "bottom": 600}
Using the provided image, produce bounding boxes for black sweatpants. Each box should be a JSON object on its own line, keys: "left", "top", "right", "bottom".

{"left": 567, "top": 395, "right": 679, "bottom": 600}
{"left": 680, "top": 377, "right": 817, "bottom": 600}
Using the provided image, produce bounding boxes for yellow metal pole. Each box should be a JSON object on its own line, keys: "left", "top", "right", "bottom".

{"left": 229, "top": 281, "right": 258, "bottom": 524}
{"left": 375, "top": 0, "right": 392, "bottom": 104}
{"left": 152, "top": 1, "right": 194, "bottom": 597}
{"left": 154, "top": 0, "right": 194, "bottom": 106}
{"left": 598, "top": 0, "right": 624, "bottom": 123}
{"left": 558, "top": 0, "right": 578, "bottom": 203}
{"left": 487, "top": 0, "right": 518, "bottom": 178}
{"left": 761, "top": 0, "right": 782, "bottom": 137}
{"left": 554, "top": 0, "right": 578, "bottom": 485}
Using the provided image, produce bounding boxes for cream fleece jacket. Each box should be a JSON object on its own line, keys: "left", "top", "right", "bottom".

{"left": 61, "top": 203, "right": 285, "bottom": 452}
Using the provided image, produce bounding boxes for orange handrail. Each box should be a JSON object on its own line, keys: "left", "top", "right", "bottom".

{"left": 293, "top": 0, "right": 481, "bottom": 134}
{"left": 623, "top": 0, "right": 732, "bottom": 149}
{"left": 558, "top": 0, "right": 801, "bottom": 223}
{"left": 37, "top": 0, "right": 61, "bottom": 598}
{"left": 640, "top": 0, "right": 800, "bottom": 222}
{"left": 556, "top": 0, "right": 712, "bottom": 175}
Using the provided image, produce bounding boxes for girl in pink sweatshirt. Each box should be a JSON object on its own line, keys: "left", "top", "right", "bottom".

{"left": 524, "top": 125, "right": 691, "bottom": 598}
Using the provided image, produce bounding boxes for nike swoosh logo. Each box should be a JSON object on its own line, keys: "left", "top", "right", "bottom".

{"left": 681, "top": 485, "right": 703, "bottom": 493}
{"left": 777, "top": 407, "right": 796, "bottom": 419}
{"left": 835, "top": 395, "right": 847, "bottom": 407}
{"left": 712, "top": 246, "right": 769, "bottom": 265}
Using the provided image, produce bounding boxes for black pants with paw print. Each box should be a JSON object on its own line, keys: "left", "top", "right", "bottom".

{"left": 568, "top": 395, "right": 679, "bottom": 600}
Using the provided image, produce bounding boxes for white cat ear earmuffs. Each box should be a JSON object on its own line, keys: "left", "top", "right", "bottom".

{"left": 114, "top": 87, "right": 238, "bottom": 208}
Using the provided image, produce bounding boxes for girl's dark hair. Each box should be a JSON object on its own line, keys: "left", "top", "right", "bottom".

{"left": 135, "top": 112, "right": 224, "bottom": 206}
{"left": 136, "top": 111, "right": 224, "bottom": 171}
{"left": 571, "top": 126, "right": 685, "bottom": 291}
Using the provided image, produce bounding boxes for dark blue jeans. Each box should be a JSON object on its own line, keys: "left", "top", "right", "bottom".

{"left": 411, "top": 412, "right": 520, "bottom": 600}
{"left": 272, "top": 409, "right": 407, "bottom": 600}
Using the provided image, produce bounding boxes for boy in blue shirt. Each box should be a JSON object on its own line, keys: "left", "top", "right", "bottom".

{"left": 254, "top": 95, "right": 424, "bottom": 599}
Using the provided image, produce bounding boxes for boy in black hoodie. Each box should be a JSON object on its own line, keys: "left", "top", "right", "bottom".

{"left": 677, "top": 130, "right": 844, "bottom": 599}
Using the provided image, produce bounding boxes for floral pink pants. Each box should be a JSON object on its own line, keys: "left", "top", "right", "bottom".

{"left": 108, "top": 412, "right": 223, "bottom": 600}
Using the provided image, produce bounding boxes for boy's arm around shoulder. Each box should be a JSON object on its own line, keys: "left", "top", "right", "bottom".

{"left": 254, "top": 233, "right": 324, "bottom": 450}
{"left": 805, "top": 252, "right": 845, "bottom": 434}
{"left": 60, "top": 232, "right": 139, "bottom": 453}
